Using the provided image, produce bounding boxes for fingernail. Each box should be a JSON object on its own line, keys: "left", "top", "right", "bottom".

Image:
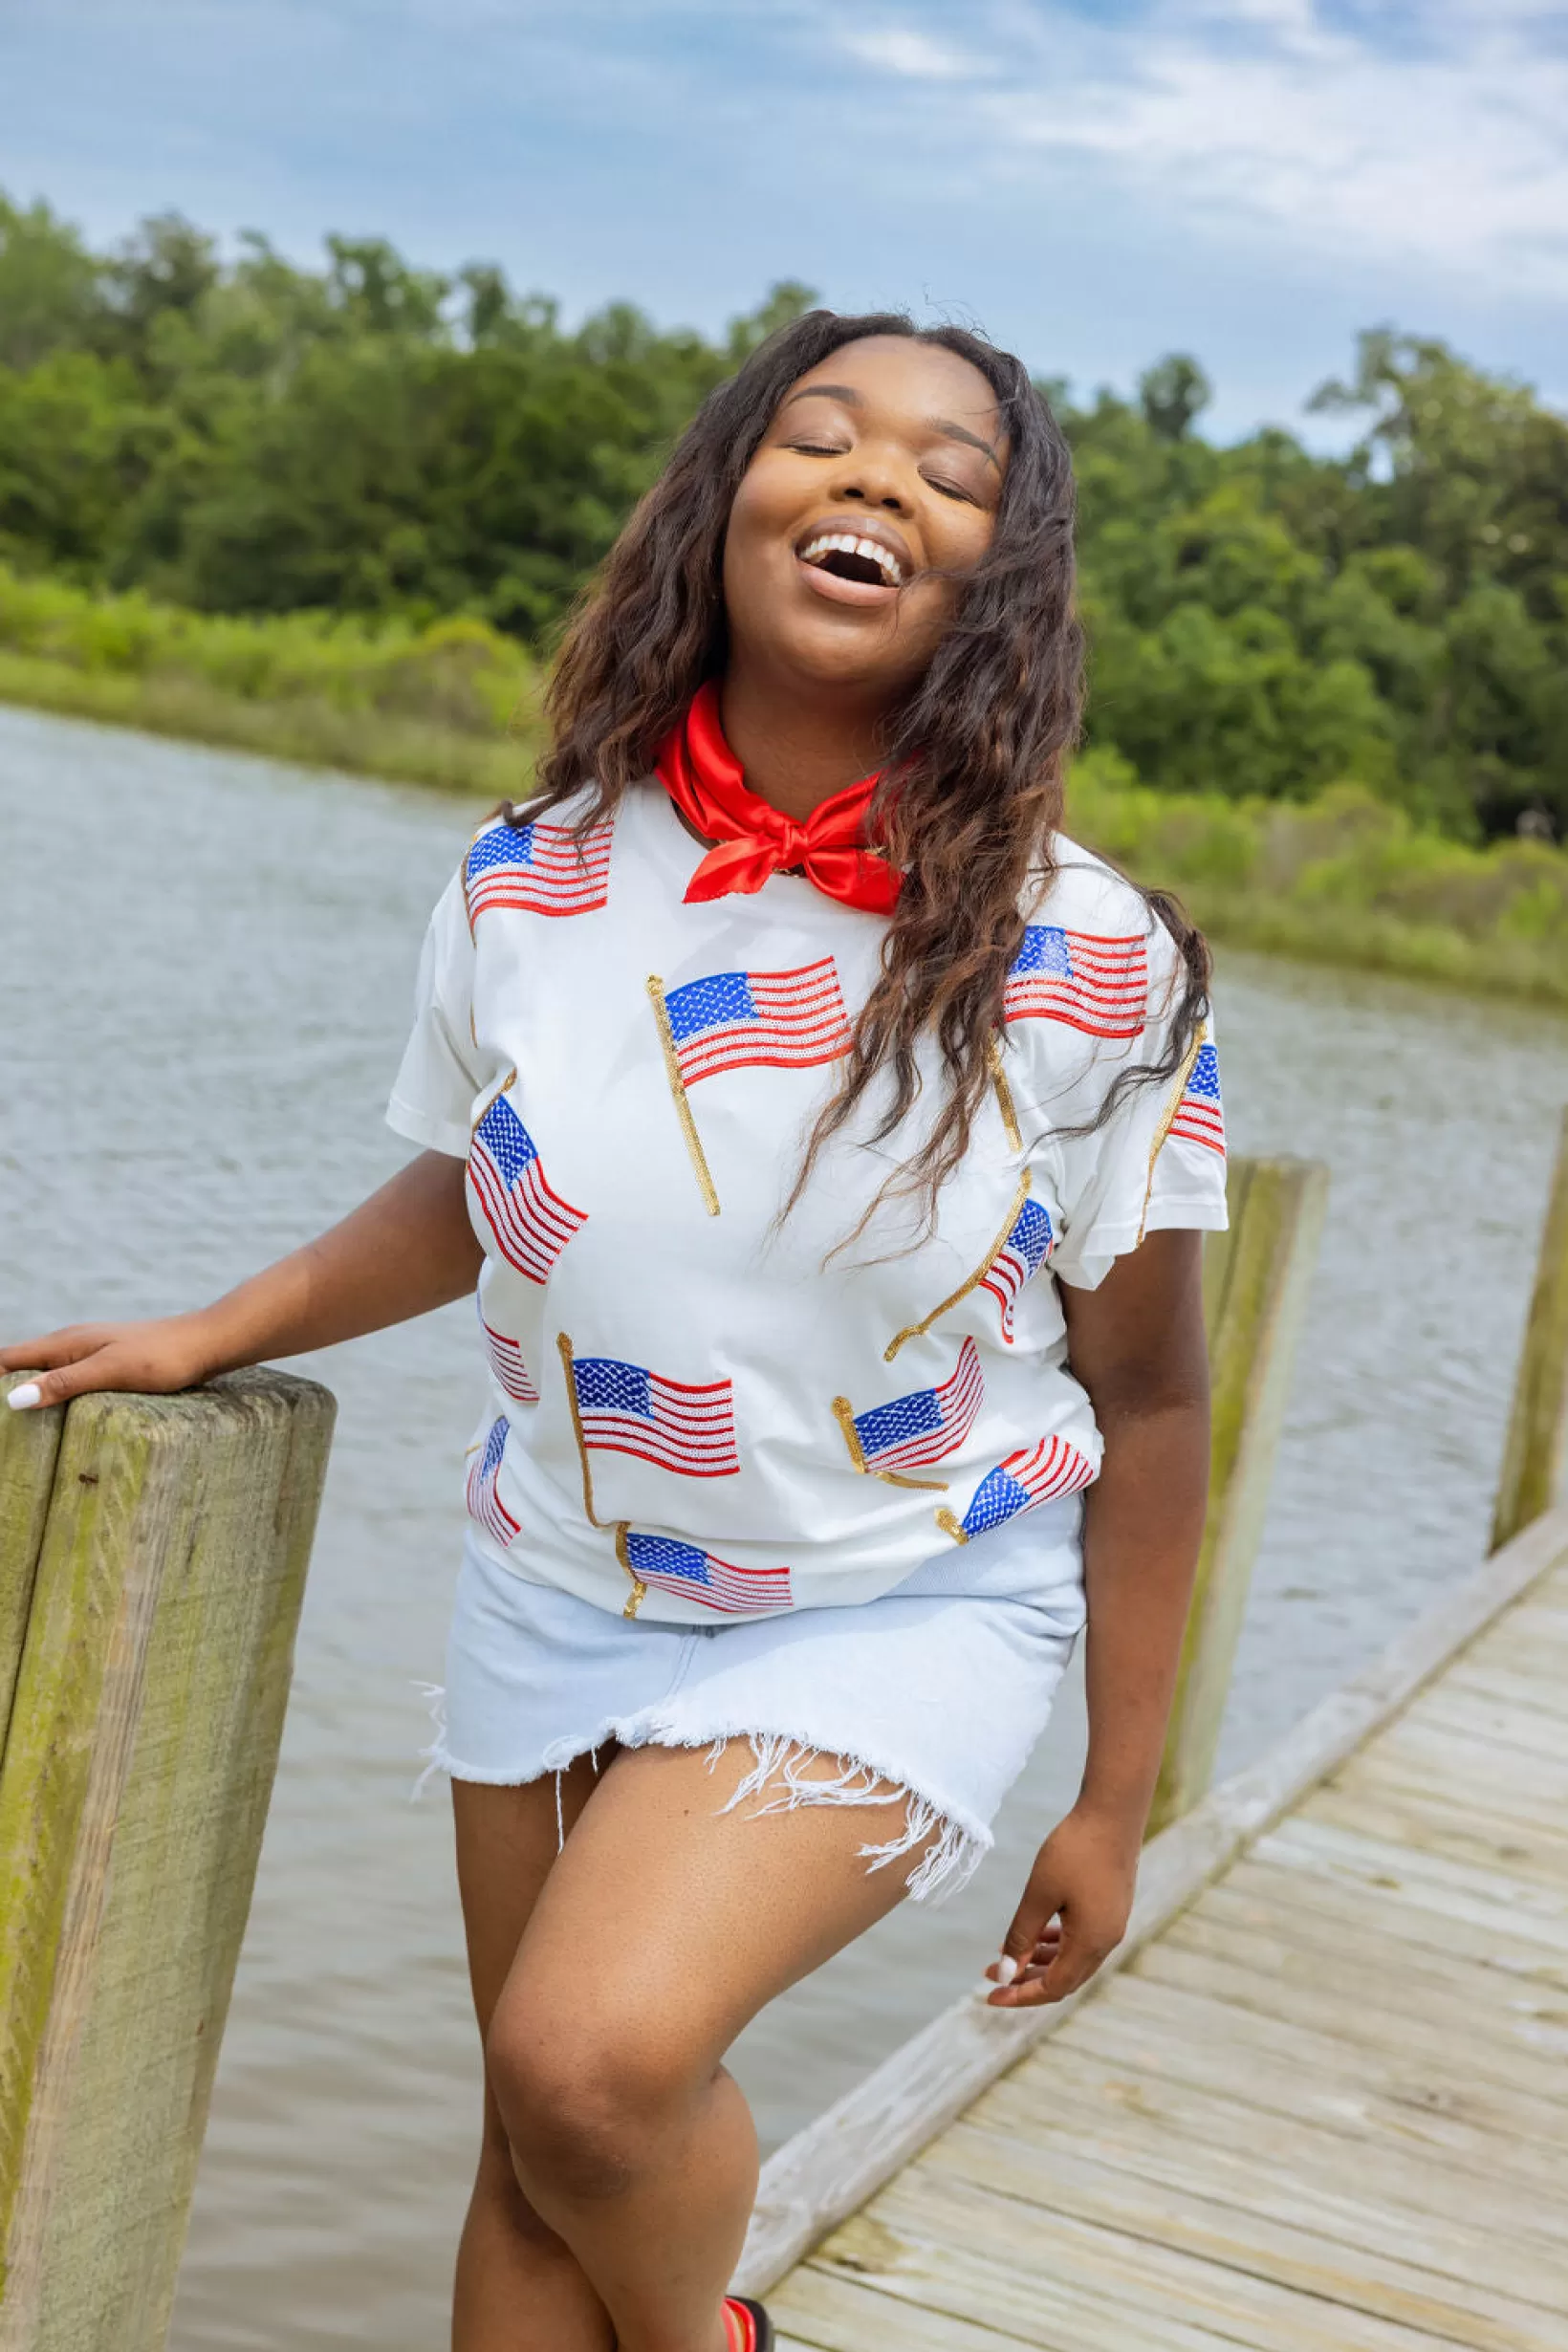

{"left": 994, "top": 1954, "right": 1018, "bottom": 1986}
{"left": 6, "top": 1383, "right": 42, "bottom": 1411}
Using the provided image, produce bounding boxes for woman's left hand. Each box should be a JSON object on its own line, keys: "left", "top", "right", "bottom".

{"left": 983, "top": 1802, "right": 1142, "bottom": 2007}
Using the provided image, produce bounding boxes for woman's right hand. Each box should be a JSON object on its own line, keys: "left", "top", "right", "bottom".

{"left": 1, "top": 1314, "right": 216, "bottom": 1412}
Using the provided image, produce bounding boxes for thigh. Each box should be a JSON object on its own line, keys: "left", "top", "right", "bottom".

{"left": 453, "top": 1751, "right": 615, "bottom": 2041}
{"left": 499, "top": 1740, "right": 930, "bottom": 2082}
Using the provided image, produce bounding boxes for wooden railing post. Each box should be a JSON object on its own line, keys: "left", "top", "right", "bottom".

{"left": 0, "top": 1381, "right": 65, "bottom": 1751}
{"left": 1146, "top": 1156, "right": 1329, "bottom": 1838}
{"left": 0, "top": 1366, "right": 335, "bottom": 2352}
{"left": 1492, "top": 1106, "right": 1568, "bottom": 1554}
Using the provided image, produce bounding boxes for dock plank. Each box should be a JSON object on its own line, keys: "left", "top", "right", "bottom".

{"left": 746, "top": 1510, "right": 1568, "bottom": 2342}
{"left": 928, "top": 2113, "right": 1568, "bottom": 2348}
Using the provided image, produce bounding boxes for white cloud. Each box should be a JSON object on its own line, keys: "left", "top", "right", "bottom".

{"left": 831, "top": 0, "right": 1568, "bottom": 298}
{"left": 837, "top": 26, "right": 977, "bottom": 80}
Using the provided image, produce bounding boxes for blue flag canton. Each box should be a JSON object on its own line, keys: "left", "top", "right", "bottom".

{"left": 1011, "top": 926, "right": 1074, "bottom": 980}
{"left": 479, "top": 1415, "right": 510, "bottom": 1477}
{"left": 573, "top": 1356, "right": 653, "bottom": 1417}
{"left": 1188, "top": 1042, "right": 1222, "bottom": 1102}
{"left": 474, "top": 1092, "right": 541, "bottom": 1184}
{"left": 962, "top": 1462, "right": 1032, "bottom": 1535}
{"left": 855, "top": 1385, "right": 946, "bottom": 1461}
{"left": 1010, "top": 1197, "right": 1056, "bottom": 1275}
{"left": 623, "top": 1531, "right": 709, "bottom": 1586}
{"left": 665, "top": 970, "right": 756, "bottom": 1042}
{"left": 466, "top": 821, "right": 536, "bottom": 882}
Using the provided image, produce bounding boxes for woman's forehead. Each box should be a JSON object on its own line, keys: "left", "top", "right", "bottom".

{"left": 782, "top": 336, "right": 1003, "bottom": 440}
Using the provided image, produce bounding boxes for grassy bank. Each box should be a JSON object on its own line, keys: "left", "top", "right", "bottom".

{"left": 0, "top": 565, "right": 541, "bottom": 797}
{"left": 1070, "top": 751, "right": 1568, "bottom": 1010}
{"left": 2, "top": 565, "right": 1564, "bottom": 1011}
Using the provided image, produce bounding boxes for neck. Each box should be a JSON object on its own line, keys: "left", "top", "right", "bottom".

{"left": 717, "top": 661, "right": 889, "bottom": 822}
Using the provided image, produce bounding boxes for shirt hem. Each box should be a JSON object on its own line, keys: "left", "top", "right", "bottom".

{"left": 386, "top": 1096, "right": 471, "bottom": 1159}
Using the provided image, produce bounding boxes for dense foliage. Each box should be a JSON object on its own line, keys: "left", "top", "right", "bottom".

{"left": 2, "top": 193, "right": 1565, "bottom": 838}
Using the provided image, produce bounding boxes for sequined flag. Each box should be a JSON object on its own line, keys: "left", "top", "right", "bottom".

{"left": 622, "top": 1532, "right": 793, "bottom": 1614}
{"left": 663, "top": 958, "right": 852, "bottom": 1086}
{"left": 468, "top": 1094, "right": 588, "bottom": 1284}
{"left": 980, "top": 1198, "right": 1056, "bottom": 1342}
{"left": 851, "top": 1338, "right": 985, "bottom": 1473}
{"left": 1169, "top": 1041, "right": 1226, "bottom": 1156}
{"left": 1003, "top": 926, "right": 1147, "bottom": 1039}
{"left": 954, "top": 1433, "right": 1096, "bottom": 1538}
{"left": 479, "top": 1306, "right": 539, "bottom": 1405}
{"left": 571, "top": 1355, "right": 741, "bottom": 1477}
{"left": 466, "top": 1416, "right": 520, "bottom": 1547}
{"left": 463, "top": 816, "right": 613, "bottom": 922}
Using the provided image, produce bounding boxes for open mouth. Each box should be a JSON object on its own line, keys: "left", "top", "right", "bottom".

{"left": 797, "top": 532, "right": 908, "bottom": 590}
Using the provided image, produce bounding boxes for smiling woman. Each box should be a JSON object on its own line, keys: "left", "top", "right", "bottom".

{"left": 3, "top": 311, "right": 1227, "bottom": 2352}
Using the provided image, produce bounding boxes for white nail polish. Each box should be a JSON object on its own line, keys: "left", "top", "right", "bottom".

{"left": 994, "top": 1954, "right": 1018, "bottom": 1986}
{"left": 6, "top": 1383, "right": 42, "bottom": 1410}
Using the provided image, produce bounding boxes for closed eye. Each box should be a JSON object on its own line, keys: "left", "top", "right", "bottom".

{"left": 925, "top": 473, "right": 980, "bottom": 504}
{"left": 787, "top": 440, "right": 848, "bottom": 458}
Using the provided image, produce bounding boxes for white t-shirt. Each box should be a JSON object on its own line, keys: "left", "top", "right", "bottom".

{"left": 387, "top": 782, "right": 1228, "bottom": 1622}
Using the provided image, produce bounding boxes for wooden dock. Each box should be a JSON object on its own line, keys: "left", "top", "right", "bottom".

{"left": 742, "top": 1502, "right": 1568, "bottom": 2351}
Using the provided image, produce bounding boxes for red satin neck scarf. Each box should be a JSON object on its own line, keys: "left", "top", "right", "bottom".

{"left": 653, "top": 682, "right": 903, "bottom": 917}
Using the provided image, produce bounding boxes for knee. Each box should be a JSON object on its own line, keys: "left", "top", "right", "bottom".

{"left": 487, "top": 1996, "right": 694, "bottom": 2205}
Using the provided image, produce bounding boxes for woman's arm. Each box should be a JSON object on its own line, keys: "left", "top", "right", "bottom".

{"left": 987, "top": 1225, "right": 1210, "bottom": 2007}
{"left": 2, "top": 1149, "right": 483, "bottom": 1410}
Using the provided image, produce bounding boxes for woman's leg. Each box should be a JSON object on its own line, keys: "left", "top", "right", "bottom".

{"left": 450, "top": 1755, "right": 617, "bottom": 2352}
{"left": 485, "top": 1739, "right": 936, "bottom": 2352}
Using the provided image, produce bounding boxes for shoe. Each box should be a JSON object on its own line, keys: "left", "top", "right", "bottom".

{"left": 725, "top": 2294, "right": 774, "bottom": 2351}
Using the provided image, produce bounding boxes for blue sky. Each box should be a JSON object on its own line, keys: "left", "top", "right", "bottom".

{"left": 2, "top": 0, "right": 1564, "bottom": 441}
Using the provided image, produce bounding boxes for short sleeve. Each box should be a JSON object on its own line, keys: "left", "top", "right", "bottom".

{"left": 385, "top": 873, "right": 484, "bottom": 1158}
{"left": 1046, "top": 935, "right": 1230, "bottom": 1293}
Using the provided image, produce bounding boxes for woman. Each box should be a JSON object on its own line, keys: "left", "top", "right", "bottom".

{"left": 4, "top": 312, "right": 1226, "bottom": 2352}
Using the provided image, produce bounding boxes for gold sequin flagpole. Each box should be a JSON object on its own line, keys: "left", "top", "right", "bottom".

{"left": 647, "top": 975, "right": 720, "bottom": 1216}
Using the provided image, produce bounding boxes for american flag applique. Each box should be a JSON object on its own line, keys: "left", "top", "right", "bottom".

{"left": 479, "top": 1305, "right": 540, "bottom": 1405}
{"left": 618, "top": 1530, "right": 794, "bottom": 1616}
{"left": 1168, "top": 1041, "right": 1226, "bottom": 1156}
{"left": 463, "top": 815, "right": 613, "bottom": 924}
{"left": 466, "top": 1416, "right": 520, "bottom": 1548}
{"left": 980, "top": 1197, "right": 1056, "bottom": 1342}
{"left": 569, "top": 1353, "right": 741, "bottom": 1478}
{"left": 834, "top": 1338, "right": 985, "bottom": 1490}
{"left": 647, "top": 959, "right": 853, "bottom": 1213}
{"left": 937, "top": 1433, "right": 1096, "bottom": 1544}
{"left": 661, "top": 959, "right": 852, "bottom": 1085}
{"left": 468, "top": 1091, "right": 588, "bottom": 1285}
{"left": 1004, "top": 926, "right": 1148, "bottom": 1039}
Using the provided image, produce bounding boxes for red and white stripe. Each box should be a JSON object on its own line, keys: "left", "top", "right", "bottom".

{"left": 871, "top": 1338, "right": 985, "bottom": 1473}
{"left": 467, "top": 1148, "right": 587, "bottom": 1287}
{"left": 580, "top": 1374, "right": 740, "bottom": 1478}
{"left": 1004, "top": 1432, "right": 1099, "bottom": 1506}
{"left": 479, "top": 1313, "right": 540, "bottom": 1405}
{"left": 675, "top": 960, "right": 852, "bottom": 1086}
{"left": 1004, "top": 928, "right": 1148, "bottom": 1040}
{"left": 465, "top": 817, "right": 614, "bottom": 922}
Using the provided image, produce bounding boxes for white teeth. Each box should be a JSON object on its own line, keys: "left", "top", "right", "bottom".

{"left": 799, "top": 531, "right": 905, "bottom": 586}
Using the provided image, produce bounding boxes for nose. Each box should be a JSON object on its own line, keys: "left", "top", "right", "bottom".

{"left": 828, "top": 450, "right": 911, "bottom": 514}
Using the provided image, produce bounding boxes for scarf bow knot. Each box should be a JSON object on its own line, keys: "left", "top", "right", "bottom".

{"left": 653, "top": 683, "right": 903, "bottom": 918}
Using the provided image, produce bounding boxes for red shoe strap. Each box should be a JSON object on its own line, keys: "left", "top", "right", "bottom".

{"left": 724, "top": 2299, "right": 757, "bottom": 2352}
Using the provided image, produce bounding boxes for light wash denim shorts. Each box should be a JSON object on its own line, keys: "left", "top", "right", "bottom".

{"left": 426, "top": 1498, "right": 1086, "bottom": 1903}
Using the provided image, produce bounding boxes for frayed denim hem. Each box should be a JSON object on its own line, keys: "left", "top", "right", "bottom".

{"left": 415, "top": 1688, "right": 988, "bottom": 1905}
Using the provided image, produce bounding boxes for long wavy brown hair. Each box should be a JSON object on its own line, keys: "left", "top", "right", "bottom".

{"left": 525, "top": 310, "right": 1210, "bottom": 1229}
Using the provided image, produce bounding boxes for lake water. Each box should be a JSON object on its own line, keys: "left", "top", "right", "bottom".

{"left": 4, "top": 702, "right": 1566, "bottom": 2348}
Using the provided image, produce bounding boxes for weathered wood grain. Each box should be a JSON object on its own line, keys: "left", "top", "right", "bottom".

{"left": 927, "top": 2115, "right": 1567, "bottom": 2349}
{"left": 1151, "top": 1155, "right": 1329, "bottom": 1833}
{"left": 0, "top": 1369, "right": 335, "bottom": 2352}
{"left": 1493, "top": 1104, "right": 1568, "bottom": 1551}
{"left": 0, "top": 1377, "right": 64, "bottom": 1750}
{"left": 736, "top": 1503, "right": 1568, "bottom": 2297}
